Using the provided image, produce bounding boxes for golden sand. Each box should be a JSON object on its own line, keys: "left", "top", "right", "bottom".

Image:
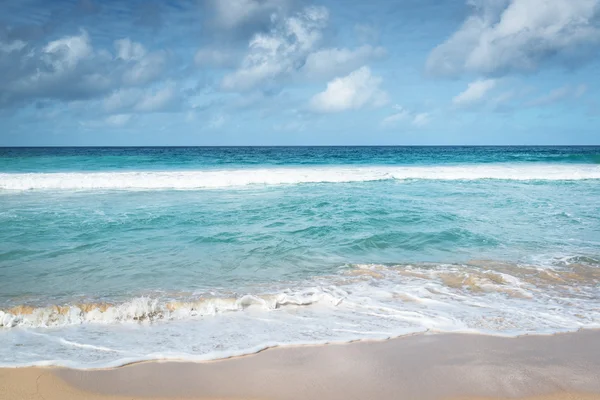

{"left": 1, "top": 366, "right": 599, "bottom": 400}
{"left": 1, "top": 330, "right": 598, "bottom": 400}
{"left": 454, "top": 395, "right": 600, "bottom": 400}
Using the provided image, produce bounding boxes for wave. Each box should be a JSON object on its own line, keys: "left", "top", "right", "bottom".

{"left": 2, "top": 259, "right": 598, "bottom": 329}
{"left": 0, "top": 289, "right": 344, "bottom": 328}
{"left": 1, "top": 164, "right": 600, "bottom": 191}
{"left": 1, "top": 259, "right": 599, "bottom": 368}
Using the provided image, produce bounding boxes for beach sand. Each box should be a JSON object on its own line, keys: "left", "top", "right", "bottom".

{"left": 1, "top": 330, "right": 599, "bottom": 400}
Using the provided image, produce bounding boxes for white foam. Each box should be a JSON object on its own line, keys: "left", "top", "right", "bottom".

{"left": 1, "top": 164, "right": 599, "bottom": 191}
{"left": 0, "top": 289, "right": 344, "bottom": 328}
{"left": 1, "top": 262, "right": 598, "bottom": 368}
{"left": 58, "top": 339, "right": 124, "bottom": 353}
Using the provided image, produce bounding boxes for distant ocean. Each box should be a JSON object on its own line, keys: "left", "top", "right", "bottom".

{"left": 1, "top": 146, "right": 599, "bottom": 368}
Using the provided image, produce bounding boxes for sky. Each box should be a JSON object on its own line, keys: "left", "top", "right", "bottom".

{"left": 0, "top": 0, "right": 599, "bottom": 146}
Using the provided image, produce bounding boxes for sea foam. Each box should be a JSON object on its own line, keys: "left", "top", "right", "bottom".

{"left": 2, "top": 261, "right": 598, "bottom": 329}
{"left": 1, "top": 261, "right": 599, "bottom": 368}
{"left": 1, "top": 164, "right": 600, "bottom": 191}
{"left": 0, "top": 289, "right": 343, "bottom": 328}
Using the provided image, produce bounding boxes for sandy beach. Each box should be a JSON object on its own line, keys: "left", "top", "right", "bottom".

{"left": 1, "top": 330, "right": 599, "bottom": 400}
{"left": 2, "top": 0, "right": 600, "bottom": 391}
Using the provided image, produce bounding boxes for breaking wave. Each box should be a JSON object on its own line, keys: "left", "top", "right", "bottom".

{"left": 1, "top": 259, "right": 599, "bottom": 368}
{"left": 0, "top": 289, "right": 343, "bottom": 328}
{"left": 2, "top": 259, "right": 599, "bottom": 330}
{"left": 1, "top": 164, "right": 600, "bottom": 191}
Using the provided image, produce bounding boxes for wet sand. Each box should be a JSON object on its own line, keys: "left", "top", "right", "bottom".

{"left": 1, "top": 330, "right": 599, "bottom": 400}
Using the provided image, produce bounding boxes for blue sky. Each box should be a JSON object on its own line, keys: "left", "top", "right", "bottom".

{"left": 0, "top": 0, "right": 599, "bottom": 146}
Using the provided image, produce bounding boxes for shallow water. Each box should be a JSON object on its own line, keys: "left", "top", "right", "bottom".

{"left": 1, "top": 146, "right": 599, "bottom": 368}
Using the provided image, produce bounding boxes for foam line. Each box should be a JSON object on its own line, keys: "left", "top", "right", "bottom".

{"left": 1, "top": 164, "right": 599, "bottom": 191}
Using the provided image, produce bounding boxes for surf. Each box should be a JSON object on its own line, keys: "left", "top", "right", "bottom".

{"left": 1, "top": 164, "right": 600, "bottom": 191}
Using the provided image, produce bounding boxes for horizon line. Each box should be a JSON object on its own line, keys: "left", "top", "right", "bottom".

{"left": 2, "top": 144, "right": 600, "bottom": 149}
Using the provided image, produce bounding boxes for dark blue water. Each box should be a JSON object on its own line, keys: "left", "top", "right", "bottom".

{"left": 1, "top": 146, "right": 599, "bottom": 172}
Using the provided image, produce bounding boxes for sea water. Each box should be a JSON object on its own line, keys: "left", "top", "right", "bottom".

{"left": 0, "top": 146, "right": 599, "bottom": 368}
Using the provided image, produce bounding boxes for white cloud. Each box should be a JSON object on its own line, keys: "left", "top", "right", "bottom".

{"left": 105, "top": 114, "right": 132, "bottom": 127}
{"left": 453, "top": 79, "right": 497, "bottom": 106}
{"left": 489, "top": 90, "right": 516, "bottom": 108}
{"left": 114, "top": 38, "right": 147, "bottom": 61}
{"left": 301, "top": 45, "right": 386, "bottom": 80}
{"left": 210, "top": 0, "right": 287, "bottom": 29}
{"left": 3, "top": 30, "right": 114, "bottom": 105}
{"left": 43, "top": 30, "right": 93, "bottom": 72}
{"left": 527, "top": 86, "right": 571, "bottom": 107}
{"left": 0, "top": 31, "right": 171, "bottom": 108}
{"left": 412, "top": 113, "right": 431, "bottom": 127}
{"left": 220, "top": 5, "right": 387, "bottom": 91}
{"left": 309, "top": 66, "right": 389, "bottom": 113}
{"left": 103, "top": 83, "right": 178, "bottom": 113}
{"left": 121, "top": 50, "right": 168, "bottom": 86}
{"left": 0, "top": 39, "right": 26, "bottom": 53}
{"left": 427, "top": 0, "right": 600, "bottom": 77}
{"left": 211, "top": 0, "right": 259, "bottom": 28}
{"left": 134, "top": 84, "right": 176, "bottom": 112}
{"left": 381, "top": 105, "right": 411, "bottom": 126}
{"left": 527, "top": 84, "right": 588, "bottom": 106}
{"left": 381, "top": 105, "right": 431, "bottom": 128}
{"left": 113, "top": 38, "right": 167, "bottom": 86}
{"left": 194, "top": 48, "right": 237, "bottom": 68}
{"left": 103, "top": 88, "right": 142, "bottom": 112}
{"left": 222, "top": 6, "right": 329, "bottom": 91}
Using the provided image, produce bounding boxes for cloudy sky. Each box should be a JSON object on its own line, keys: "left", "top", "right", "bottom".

{"left": 1, "top": 0, "right": 599, "bottom": 146}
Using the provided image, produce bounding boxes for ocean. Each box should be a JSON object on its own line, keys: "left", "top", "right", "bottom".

{"left": 1, "top": 146, "right": 599, "bottom": 368}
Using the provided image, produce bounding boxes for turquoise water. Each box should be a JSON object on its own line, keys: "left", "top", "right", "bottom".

{"left": 1, "top": 147, "right": 599, "bottom": 368}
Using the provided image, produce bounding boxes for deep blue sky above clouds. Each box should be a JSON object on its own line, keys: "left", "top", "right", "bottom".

{"left": 0, "top": 0, "right": 599, "bottom": 146}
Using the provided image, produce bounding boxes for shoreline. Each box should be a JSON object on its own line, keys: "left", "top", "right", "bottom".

{"left": 1, "top": 329, "right": 599, "bottom": 400}
{"left": 2, "top": 327, "right": 597, "bottom": 370}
